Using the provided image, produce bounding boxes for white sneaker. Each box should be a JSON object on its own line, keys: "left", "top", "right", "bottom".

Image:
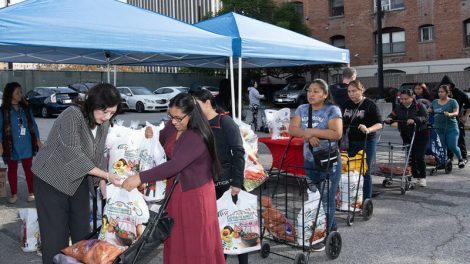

{"left": 418, "top": 179, "right": 427, "bottom": 187}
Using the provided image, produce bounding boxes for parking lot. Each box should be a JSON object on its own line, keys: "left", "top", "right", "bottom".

{"left": 1, "top": 110, "right": 470, "bottom": 264}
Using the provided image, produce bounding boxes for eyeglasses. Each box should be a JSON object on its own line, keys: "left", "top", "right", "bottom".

{"left": 168, "top": 113, "right": 188, "bottom": 123}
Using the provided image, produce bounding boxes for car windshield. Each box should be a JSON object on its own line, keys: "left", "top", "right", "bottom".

{"left": 129, "top": 87, "right": 153, "bottom": 95}
{"left": 51, "top": 87, "right": 76, "bottom": 93}
{"left": 203, "top": 86, "right": 218, "bottom": 92}
{"left": 177, "top": 87, "right": 190, "bottom": 92}
{"left": 282, "top": 83, "right": 305, "bottom": 91}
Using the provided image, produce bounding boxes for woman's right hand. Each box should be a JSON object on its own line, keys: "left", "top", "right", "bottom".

{"left": 108, "top": 173, "right": 123, "bottom": 187}
{"left": 308, "top": 136, "right": 320, "bottom": 147}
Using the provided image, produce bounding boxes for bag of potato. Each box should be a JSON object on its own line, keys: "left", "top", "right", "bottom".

{"left": 236, "top": 120, "right": 268, "bottom": 192}
{"left": 264, "top": 108, "right": 290, "bottom": 139}
{"left": 19, "top": 208, "right": 40, "bottom": 252}
{"left": 61, "top": 239, "right": 124, "bottom": 264}
{"left": 341, "top": 150, "right": 367, "bottom": 174}
{"left": 296, "top": 190, "right": 326, "bottom": 247}
{"left": 336, "top": 171, "right": 364, "bottom": 211}
{"left": 217, "top": 190, "right": 260, "bottom": 255}
{"left": 261, "top": 196, "right": 296, "bottom": 242}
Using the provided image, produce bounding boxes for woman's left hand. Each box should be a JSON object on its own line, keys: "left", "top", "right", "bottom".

{"left": 122, "top": 175, "right": 142, "bottom": 191}
{"left": 407, "top": 119, "right": 415, "bottom": 125}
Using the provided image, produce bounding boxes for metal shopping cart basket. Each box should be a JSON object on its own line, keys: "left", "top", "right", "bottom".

{"left": 373, "top": 122, "right": 416, "bottom": 195}
{"left": 258, "top": 141, "right": 342, "bottom": 263}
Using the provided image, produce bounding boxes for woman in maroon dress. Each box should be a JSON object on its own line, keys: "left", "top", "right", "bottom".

{"left": 122, "top": 93, "right": 225, "bottom": 264}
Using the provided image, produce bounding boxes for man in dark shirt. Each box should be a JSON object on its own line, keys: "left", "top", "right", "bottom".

{"left": 440, "top": 75, "right": 470, "bottom": 161}
{"left": 330, "top": 67, "right": 357, "bottom": 106}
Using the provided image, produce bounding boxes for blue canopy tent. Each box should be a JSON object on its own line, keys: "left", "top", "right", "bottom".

{"left": 195, "top": 12, "right": 350, "bottom": 118}
{"left": 0, "top": 0, "right": 232, "bottom": 71}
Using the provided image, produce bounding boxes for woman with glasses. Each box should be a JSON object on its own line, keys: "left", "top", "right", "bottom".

{"left": 191, "top": 88, "right": 248, "bottom": 264}
{"left": 0, "top": 82, "right": 41, "bottom": 204}
{"left": 342, "top": 80, "right": 382, "bottom": 199}
{"left": 122, "top": 93, "right": 225, "bottom": 264}
{"left": 384, "top": 89, "right": 429, "bottom": 187}
{"left": 429, "top": 85, "right": 465, "bottom": 169}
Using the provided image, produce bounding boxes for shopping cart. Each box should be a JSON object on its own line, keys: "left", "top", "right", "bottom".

{"left": 258, "top": 141, "right": 342, "bottom": 263}
{"left": 53, "top": 174, "right": 180, "bottom": 264}
{"left": 336, "top": 135, "right": 373, "bottom": 226}
{"left": 373, "top": 122, "right": 416, "bottom": 195}
{"left": 426, "top": 125, "right": 452, "bottom": 175}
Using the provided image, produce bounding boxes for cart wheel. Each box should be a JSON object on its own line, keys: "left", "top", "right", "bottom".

{"left": 362, "top": 199, "right": 373, "bottom": 221}
{"left": 382, "top": 179, "right": 392, "bottom": 188}
{"left": 260, "top": 241, "right": 270, "bottom": 259}
{"left": 429, "top": 169, "right": 435, "bottom": 176}
{"left": 294, "top": 253, "right": 306, "bottom": 264}
{"left": 325, "top": 231, "right": 342, "bottom": 260}
{"left": 346, "top": 214, "right": 353, "bottom": 226}
{"left": 445, "top": 160, "right": 453, "bottom": 174}
{"left": 400, "top": 187, "right": 406, "bottom": 195}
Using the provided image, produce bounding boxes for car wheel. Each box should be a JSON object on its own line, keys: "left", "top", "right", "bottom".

{"left": 41, "top": 106, "right": 49, "bottom": 118}
{"left": 136, "top": 102, "right": 145, "bottom": 113}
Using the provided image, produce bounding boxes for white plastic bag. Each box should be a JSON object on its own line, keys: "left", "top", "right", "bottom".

{"left": 265, "top": 108, "right": 290, "bottom": 139}
{"left": 98, "top": 185, "right": 149, "bottom": 247}
{"left": 237, "top": 120, "right": 268, "bottom": 192}
{"left": 217, "top": 190, "right": 260, "bottom": 255}
{"left": 19, "top": 208, "right": 40, "bottom": 252}
{"left": 106, "top": 125, "right": 143, "bottom": 180}
{"left": 296, "top": 190, "right": 326, "bottom": 247}
{"left": 336, "top": 171, "right": 363, "bottom": 211}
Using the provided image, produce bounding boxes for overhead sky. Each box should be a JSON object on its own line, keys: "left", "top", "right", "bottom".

{"left": 1, "top": 0, "right": 126, "bottom": 8}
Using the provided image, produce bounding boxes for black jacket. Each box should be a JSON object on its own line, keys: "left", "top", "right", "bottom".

{"left": 388, "top": 101, "right": 429, "bottom": 142}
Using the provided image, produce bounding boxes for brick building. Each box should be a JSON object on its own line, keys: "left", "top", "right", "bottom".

{"left": 277, "top": 0, "right": 470, "bottom": 79}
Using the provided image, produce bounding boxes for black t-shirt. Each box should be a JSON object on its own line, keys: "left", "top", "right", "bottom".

{"left": 342, "top": 98, "right": 382, "bottom": 141}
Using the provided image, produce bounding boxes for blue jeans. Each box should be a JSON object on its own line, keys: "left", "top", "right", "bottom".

{"left": 436, "top": 127, "right": 462, "bottom": 160}
{"left": 347, "top": 139, "right": 377, "bottom": 199}
{"left": 304, "top": 155, "right": 341, "bottom": 231}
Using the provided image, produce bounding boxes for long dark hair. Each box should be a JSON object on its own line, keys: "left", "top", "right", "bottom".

{"left": 191, "top": 88, "right": 225, "bottom": 113}
{"left": 1, "top": 82, "right": 39, "bottom": 159}
{"left": 77, "top": 83, "right": 121, "bottom": 128}
{"left": 415, "top": 83, "right": 432, "bottom": 100}
{"left": 169, "top": 93, "right": 221, "bottom": 180}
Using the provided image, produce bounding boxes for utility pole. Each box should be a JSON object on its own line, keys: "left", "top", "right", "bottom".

{"left": 376, "top": 0, "right": 384, "bottom": 99}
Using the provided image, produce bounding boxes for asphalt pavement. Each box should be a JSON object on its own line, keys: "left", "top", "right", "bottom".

{"left": 1, "top": 111, "right": 469, "bottom": 264}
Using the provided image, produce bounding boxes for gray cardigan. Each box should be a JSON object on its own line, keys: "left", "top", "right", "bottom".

{"left": 32, "top": 106, "right": 109, "bottom": 196}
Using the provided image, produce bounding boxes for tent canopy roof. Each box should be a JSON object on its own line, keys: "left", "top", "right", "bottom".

{"left": 195, "top": 12, "right": 350, "bottom": 68}
{"left": 0, "top": 0, "right": 232, "bottom": 67}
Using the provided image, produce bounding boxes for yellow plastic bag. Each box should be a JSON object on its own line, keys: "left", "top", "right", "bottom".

{"left": 341, "top": 150, "right": 367, "bottom": 174}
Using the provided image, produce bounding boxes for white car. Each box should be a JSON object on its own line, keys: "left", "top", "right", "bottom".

{"left": 153, "top": 86, "right": 190, "bottom": 102}
{"left": 117, "top": 86, "right": 168, "bottom": 112}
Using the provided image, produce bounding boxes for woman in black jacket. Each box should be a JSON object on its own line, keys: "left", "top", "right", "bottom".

{"left": 384, "top": 89, "right": 429, "bottom": 187}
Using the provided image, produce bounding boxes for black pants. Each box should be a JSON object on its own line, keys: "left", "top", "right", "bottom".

{"left": 225, "top": 253, "right": 249, "bottom": 264}
{"left": 409, "top": 130, "right": 429, "bottom": 179}
{"left": 448, "top": 119, "right": 467, "bottom": 160}
{"left": 34, "top": 176, "right": 90, "bottom": 264}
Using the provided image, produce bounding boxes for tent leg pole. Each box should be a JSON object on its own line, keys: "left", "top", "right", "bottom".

{"left": 113, "top": 66, "right": 117, "bottom": 86}
{"left": 238, "top": 57, "right": 242, "bottom": 121}
{"left": 229, "top": 56, "right": 236, "bottom": 119}
{"left": 107, "top": 64, "right": 110, "bottom": 83}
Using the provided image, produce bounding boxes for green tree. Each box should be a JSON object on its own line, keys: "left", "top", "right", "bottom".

{"left": 273, "top": 3, "right": 310, "bottom": 36}
{"left": 218, "top": 0, "right": 276, "bottom": 23}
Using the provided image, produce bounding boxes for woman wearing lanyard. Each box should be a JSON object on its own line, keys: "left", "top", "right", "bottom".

{"left": 0, "top": 82, "right": 41, "bottom": 204}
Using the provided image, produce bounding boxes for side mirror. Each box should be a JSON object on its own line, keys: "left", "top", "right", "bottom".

{"left": 126, "top": 93, "right": 132, "bottom": 96}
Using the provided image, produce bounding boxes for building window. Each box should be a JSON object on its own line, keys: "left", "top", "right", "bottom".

{"left": 376, "top": 0, "right": 404, "bottom": 12}
{"left": 376, "top": 28, "right": 405, "bottom": 54}
{"left": 330, "top": 35, "right": 346, "bottom": 48}
{"left": 420, "top": 25, "right": 434, "bottom": 42}
{"left": 293, "top": 1, "right": 304, "bottom": 19}
{"left": 465, "top": 19, "right": 470, "bottom": 47}
{"left": 330, "top": 0, "right": 344, "bottom": 17}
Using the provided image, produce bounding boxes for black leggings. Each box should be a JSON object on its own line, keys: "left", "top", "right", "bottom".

{"left": 409, "top": 130, "right": 429, "bottom": 179}
{"left": 225, "top": 253, "right": 249, "bottom": 264}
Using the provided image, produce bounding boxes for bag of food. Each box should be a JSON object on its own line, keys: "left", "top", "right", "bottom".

{"left": 261, "top": 196, "right": 296, "bottom": 242}
{"left": 19, "top": 208, "right": 40, "bottom": 252}
{"left": 336, "top": 171, "right": 364, "bottom": 211}
{"left": 296, "top": 190, "right": 326, "bottom": 247}
{"left": 62, "top": 239, "right": 124, "bottom": 264}
{"left": 264, "top": 108, "right": 290, "bottom": 139}
{"left": 341, "top": 150, "right": 368, "bottom": 174}
{"left": 138, "top": 122, "right": 167, "bottom": 202}
{"left": 237, "top": 120, "right": 268, "bottom": 192}
{"left": 217, "top": 190, "right": 260, "bottom": 255}
{"left": 99, "top": 185, "right": 149, "bottom": 247}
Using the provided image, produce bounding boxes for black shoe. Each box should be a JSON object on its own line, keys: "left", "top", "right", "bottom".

{"left": 458, "top": 159, "right": 465, "bottom": 169}
{"left": 311, "top": 242, "right": 325, "bottom": 252}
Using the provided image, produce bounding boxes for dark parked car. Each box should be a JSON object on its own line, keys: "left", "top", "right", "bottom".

{"left": 25, "top": 87, "right": 79, "bottom": 118}
{"left": 68, "top": 82, "right": 99, "bottom": 99}
{"left": 272, "top": 82, "right": 308, "bottom": 106}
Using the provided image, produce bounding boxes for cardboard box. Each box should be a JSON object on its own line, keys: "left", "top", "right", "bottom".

{"left": 0, "top": 168, "right": 6, "bottom": 198}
